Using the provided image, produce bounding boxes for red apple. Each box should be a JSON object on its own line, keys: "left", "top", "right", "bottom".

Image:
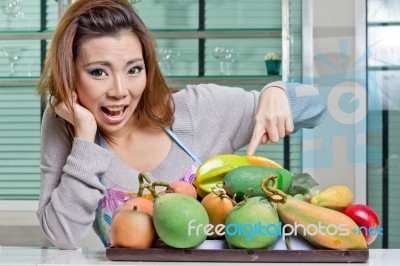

{"left": 342, "top": 204, "right": 381, "bottom": 245}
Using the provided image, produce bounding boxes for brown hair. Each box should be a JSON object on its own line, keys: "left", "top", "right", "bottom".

{"left": 37, "top": 0, "right": 175, "bottom": 128}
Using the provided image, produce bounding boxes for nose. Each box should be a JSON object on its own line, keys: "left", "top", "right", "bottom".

{"left": 108, "top": 76, "right": 128, "bottom": 98}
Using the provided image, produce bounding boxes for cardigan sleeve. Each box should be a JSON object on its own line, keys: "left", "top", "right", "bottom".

{"left": 183, "top": 81, "right": 326, "bottom": 153}
{"left": 37, "top": 106, "right": 111, "bottom": 249}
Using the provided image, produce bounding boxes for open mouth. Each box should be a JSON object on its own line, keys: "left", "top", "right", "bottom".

{"left": 101, "top": 106, "right": 128, "bottom": 118}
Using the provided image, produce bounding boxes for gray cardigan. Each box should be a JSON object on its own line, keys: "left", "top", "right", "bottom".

{"left": 37, "top": 82, "right": 327, "bottom": 249}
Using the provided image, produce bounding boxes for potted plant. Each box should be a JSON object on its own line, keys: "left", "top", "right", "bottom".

{"left": 264, "top": 52, "right": 281, "bottom": 75}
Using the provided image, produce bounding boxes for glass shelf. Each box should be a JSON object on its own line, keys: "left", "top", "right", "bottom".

{"left": 0, "top": 31, "right": 52, "bottom": 40}
{"left": 367, "top": 22, "right": 400, "bottom": 27}
{"left": 0, "top": 29, "right": 281, "bottom": 40}
{"left": 0, "top": 30, "right": 51, "bottom": 33}
{"left": 0, "top": 2, "right": 284, "bottom": 82}
{"left": 368, "top": 66, "right": 400, "bottom": 71}
{"left": 0, "top": 77, "right": 39, "bottom": 86}
{"left": 167, "top": 76, "right": 280, "bottom": 85}
{"left": 0, "top": 76, "right": 281, "bottom": 87}
{"left": 153, "top": 29, "right": 281, "bottom": 39}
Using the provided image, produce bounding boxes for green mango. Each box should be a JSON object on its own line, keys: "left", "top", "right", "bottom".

{"left": 224, "top": 196, "right": 280, "bottom": 249}
{"left": 153, "top": 193, "right": 209, "bottom": 248}
{"left": 223, "top": 165, "right": 293, "bottom": 199}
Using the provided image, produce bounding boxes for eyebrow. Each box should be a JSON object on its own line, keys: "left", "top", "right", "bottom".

{"left": 84, "top": 58, "right": 144, "bottom": 67}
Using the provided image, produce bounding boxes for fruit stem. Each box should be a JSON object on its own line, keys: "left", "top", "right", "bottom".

{"left": 211, "top": 184, "right": 238, "bottom": 206}
{"left": 137, "top": 172, "right": 152, "bottom": 197}
{"left": 145, "top": 181, "right": 170, "bottom": 199}
{"left": 243, "top": 187, "right": 254, "bottom": 201}
{"left": 237, "top": 188, "right": 254, "bottom": 206}
{"left": 261, "top": 175, "right": 288, "bottom": 203}
{"left": 211, "top": 183, "right": 226, "bottom": 197}
{"left": 285, "top": 235, "right": 292, "bottom": 250}
{"left": 221, "top": 195, "right": 238, "bottom": 206}
{"left": 144, "top": 184, "right": 157, "bottom": 198}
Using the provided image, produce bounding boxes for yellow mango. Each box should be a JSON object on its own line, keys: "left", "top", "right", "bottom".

{"left": 310, "top": 185, "right": 353, "bottom": 211}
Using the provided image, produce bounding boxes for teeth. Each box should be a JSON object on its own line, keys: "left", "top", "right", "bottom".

{"left": 106, "top": 106, "right": 125, "bottom": 112}
{"left": 102, "top": 106, "right": 126, "bottom": 118}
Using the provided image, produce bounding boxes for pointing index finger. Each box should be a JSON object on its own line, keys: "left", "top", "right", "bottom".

{"left": 247, "top": 122, "right": 265, "bottom": 155}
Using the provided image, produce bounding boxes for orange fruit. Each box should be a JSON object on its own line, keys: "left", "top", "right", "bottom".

{"left": 200, "top": 192, "right": 234, "bottom": 238}
{"left": 110, "top": 208, "right": 156, "bottom": 248}
{"left": 113, "top": 197, "right": 154, "bottom": 218}
{"left": 168, "top": 180, "right": 198, "bottom": 199}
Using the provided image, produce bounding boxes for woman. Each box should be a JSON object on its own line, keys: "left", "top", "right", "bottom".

{"left": 37, "top": 0, "right": 326, "bottom": 249}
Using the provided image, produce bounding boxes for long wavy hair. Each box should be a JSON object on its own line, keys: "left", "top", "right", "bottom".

{"left": 37, "top": 0, "right": 175, "bottom": 128}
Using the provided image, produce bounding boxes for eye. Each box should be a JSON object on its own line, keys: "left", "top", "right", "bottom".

{"left": 89, "top": 69, "right": 107, "bottom": 77}
{"left": 128, "top": 66, "right": 143, "bottom": 75}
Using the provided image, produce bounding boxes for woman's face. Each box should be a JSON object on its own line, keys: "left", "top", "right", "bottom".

{"left": 74, "top": 31, "right": 147, "bottom": 135}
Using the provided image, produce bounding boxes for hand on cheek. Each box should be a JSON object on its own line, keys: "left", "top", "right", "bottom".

{"left": 55, "top": 91, "right": 97, "bottom": 142}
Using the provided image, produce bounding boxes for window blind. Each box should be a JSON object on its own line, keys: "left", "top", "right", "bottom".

{"left": 0, "top": 87, "right": 41, "bottom": 200}
{"left": 0, "top": 1, "right": 48, "bottom": 200}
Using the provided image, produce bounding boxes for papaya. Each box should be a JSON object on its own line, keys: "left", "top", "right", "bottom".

{"left": 243, "top": 155, "right": 283, "bottom": 168}
{"left": 310, "top": 185, "right": 353, "bottom": 211}
{"left": 223, "top": 165, "right": 293, "bottom": 199}
{"left": 277, "top": 198, "right": 368, "bottom": 250}
{"left": 194, "top": 154, "right": 251, "bottom": 198}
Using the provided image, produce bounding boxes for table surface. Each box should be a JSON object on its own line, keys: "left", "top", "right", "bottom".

{"left": 0, "top": 246, "right": 398, "bottom": 266}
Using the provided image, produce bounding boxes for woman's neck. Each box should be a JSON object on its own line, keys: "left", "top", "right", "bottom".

{"left": 99, "top": 121, "right": 172, "bottom": 173}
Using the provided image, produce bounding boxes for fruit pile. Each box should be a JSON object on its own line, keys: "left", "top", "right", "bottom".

{"left": 109, "top": 154, "right": 380, "bottom": 250}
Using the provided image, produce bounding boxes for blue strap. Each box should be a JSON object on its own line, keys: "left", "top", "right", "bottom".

{"left": 96, "top": 130, "right": 103, "bottom": 148}
{"left": 164, "top": 127, "right": 202, "bottom": 164}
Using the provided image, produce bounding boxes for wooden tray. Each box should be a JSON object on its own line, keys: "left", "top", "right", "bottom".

{"left": 106, "top": 240, "right": 369, "bottom": 263}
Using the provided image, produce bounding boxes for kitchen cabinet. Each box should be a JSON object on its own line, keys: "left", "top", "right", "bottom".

{"left": 0, "top": 0, "right": 302, "bottom": 200}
